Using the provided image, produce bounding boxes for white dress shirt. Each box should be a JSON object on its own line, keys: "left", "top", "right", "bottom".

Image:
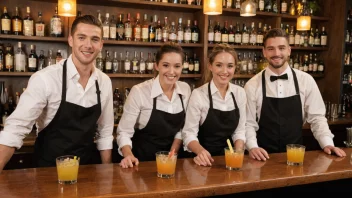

{"left": 0, "top": 55, "right": 114, "bottom": 150}
{"left": 244, "top": 67, "right": 334, "bottom": 150}
{"left": 116, "top": 75, "right": 191, "bottom": 156}
{"left": 182, "top": 80, "right": 247, "bottom": 151}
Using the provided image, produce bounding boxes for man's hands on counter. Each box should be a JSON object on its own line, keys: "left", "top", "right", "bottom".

{"left": 323, "top": 145, "right": 346, "bottom": 157}
{"left": 248, "top": 147, "right": 270, "bottom": 161}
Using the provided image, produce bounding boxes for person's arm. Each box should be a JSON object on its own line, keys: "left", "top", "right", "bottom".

{"left": 116, "top": 86, "right": 142, "bottom": 167}
{"left": 170, "top": 138, "right": 182, "bottom": 154}
{"left": 231, "top": 87, "right": 247, "bottom": 150}
{"left": 0, "top": 145, "right": 15, "bottom": 173}
{"left": 96, "top": 77, "right": 114, "bottom": 163}
{"left": 0, "top": 73, "right": 48, "bottom": 172}
{"left": 304, "top": 77, "right": 346, "bottom": 157}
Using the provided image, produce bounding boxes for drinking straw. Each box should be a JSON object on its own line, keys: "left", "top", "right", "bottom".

{"left": 226, "top": 139, "right": 234, "bottom": 153}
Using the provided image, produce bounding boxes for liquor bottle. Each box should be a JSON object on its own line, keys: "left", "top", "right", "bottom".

{"left": 184, "top": 20, "right": 192, "bottom": 43}
{"left": 131, "top": 51, "right": 139, "bottom": 74}
{"left": 0, "top": 45, "right": 4, "bottom": 71}
{"left": 281, "top": 0, "right": 287, "bottom": 14}
{"left": 113, "top": 88, "right": 121, "bottom": 123}
{"left": 103, "top": 13, "right": 110, "bottom": 40}
{"left": 97, "top": 10, "right": 102, "bottom": 23}
{"left": 188, "top": 56, "right": 194, "bottom": 73}
{"left": 28, "top": 45, "right": 38, "bottom": 72}
{"left": 118, "top": 52, "right": 124, "bottom": 73}
{"left": 228, "top": 24, "right": 235, "bottom": 45}
{"left": 235, "top": 0, "right": 241, "bottom": 9}
{"left": 5, "top": 46, "right": 14, "bottom": 72}
{"left": 15, "top": 42, "right": 26, "bottom": 72}
{"left": 47, "top": 50, "right": 55, "bottom": 66}
{"left": 109, "top": 14, "right": 117, "bottom": 40}
{"left": 50, "top": 6, "right": 62, "bottom": 37}
{"left": 265, "top": 0, "right": 272, "bottom": 12}
{"left": 146, "top": 52, "right": 154, "bottom": 74}
{"left": 191, "top": 20, "right": 200, "bottom": 43}
{"left": 221, "top": 21, "right": 229, "bottom": 44}
{"left": 1, "top": 7, "right": 11, "bottom": 34}
{"left": 248, "top": 53, "right": 253, "bottom": 74}
{"left": 294, "top": 28, "right": 301, "bottom": 46}
{"left": 249, "top": 22, "right": 257, "bottom": 46}
{"left": 104, "top": 50, "right": 112, "bottom": 73}
{"left": 214, "top": 21, "right": 221, "bottom": 44}
{"left": 169, "top": 22, "right": 177, "bottom": 42}
{"left": 253, "top": 53, "right": 258, "bottom": 74}
{"left": 35, "top": 12, "right": 45, "bottom": 37}
{"left": 194, "top": 53, "right": 200, "bottom": 74}
{"left": 308, "top": 53, "right": 313, "bottom": 73}
{"left": 139, "top": 52, "right": 146, "bottom": 74}
{"left": 208, "top": 20, "right": 214, "bottom": 44}
{"left": 312, "top": 53, "right": 318, "bottom": 73}
{"left": 288, "top": 26, "right": 295, "bottom": 46}
{"left": 116, "top": 14, "right": 124, "bottom": 40}
{"left": 318, "top": 59, "right": 324, "bottom": 74}
{"left": 124, "top": 51, "right": 131, "bottom": 74}
{"left": 289, "top": 0, "right": 295, "bottom": 15}
{"left": 234, "top": 22, "right": 242, "bottom": 45}
{"left": 293, "top": 54, "right": 299, "bottom": 69}
{"left": 96, "top": 51, "right": 104, "bottom": 71}
{"left": 133, "top": 13, "right": 142, "bottom": 42}
{"left": 148, "top": 15, "right": 156, "bottom": 42}
{"left": 23, "top": 7, "right": 34, "bottom": 36}
{"left": 155, "top": 19, "right": 162, "bottom": 42}
{"left": 12, "top": 7, "right": 23, "bottom": 35}
{"left": 320, "top": 26, "right": 328, "bottom": 47}
{"left": 182, "top": 53, "right": 189, "bottom": 74}
{"left": 142, "top": 14, "right": 149, "bottom": 42}
{"left": 112, "top": 51, "right": 119, "bottom": 73}
{"left": 38, "top": 50, "right": 45, "bottom": 71}
{"left": 241, "top": 23, "right": 249, "bottom": 45}
{"left": 56, "top": 50, "right": 63, "bottom": 64}
{"left": 124, "top": 13, "right": 132, "bottom": 41}
{"left": 303, "top": 54, "right": 309, "bottom": 72}
{"left": 259, "top": 0, "right": 265, "bottom": 11}
{"left": 308, "top": 28, "right": 314, "bottom": 47}
{"left": 177, "top": 18, "right": 184, "bottom": 43}
{"left": 314, "top": 28, "right": 321, "bottom": 47}
{"left": 162, "top": 17, "right": 169, "bottom": 42}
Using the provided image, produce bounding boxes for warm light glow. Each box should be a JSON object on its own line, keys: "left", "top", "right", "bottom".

{"left": 58, "top": 0, "right": 77, "bottom": 17}
{"left": 297, "top": 16, "right": 311, "bottom": 31}
{"left": 240, "top": 0, "right": 256, "bottom": 17}
{"left": 203, "top": 0, "right": 222, "bottom": 15}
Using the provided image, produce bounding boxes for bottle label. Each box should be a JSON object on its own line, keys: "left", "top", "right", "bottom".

{"left": 113, "top": 62, "right": 118, "bottom": 72}
{"left": 51, "top": 18, "right": 62, "bottom": 35}
{"left": 242, "top": 34, "right": 249, "bottom": 43}
{"left": 1, "top": 19, "right": 10, "bottom": 31}
{"left": 184, "top": 32, "right": 191, "bottom": 41}
{"left": 15, "top": 54, "right": 26, "bottom": 71}
{"left": 5, "top": 55, "right": 13, "bottom": 69}
{"left": 309, "top": 36, "right": 314, "bottom": 45}
{"left": 162, "top": 32, "right": 168, "bottom": 41}
{"left": 299, "top": 66, "right": 304, "bottom": 71}
{"left": 24, "top": 20, "right": 34, "bottom": 36}
{"left": 110, "top": 27, "right": 117, "bottom": 39}
{"left": 134, "top": 28, "right": 141, "bottom": 39}
{"left": 125, "top": 61, "right": 131, "bottom": 70}
{"left": 293, "top": 63, "right": 299, "bottom": 69}
{"left": 250, "top": 34, "right": 256, "bottom": 44}
{"left": 259, "top": 1, "right": 264, "bottom": 10}
{"left": 235, "top": 34, "right": 242, "bottom": 43}
{"left": 132, "top": 60, "right": 138, "bottom": 71}
{"left": 125, "top": 27, "right": 132, "bottom": 38}
{"left": 147, "top": 62, "right": 154, "bottom": 70}
{"left": 191, "top": 33, "right": 199, "bottom": 42}
{"left": 13, "top": 20, "right": 22, "bottom": 32}
{"left": 28, "top": 58, "right": 37, "bottom": 68}
{"left": 194, "top": 63, "right": 199, "bottom": 71}
{"left": 208, "top": 32, "right": 214, "bottom": 41}
{"left": 140, "top": 62, "right": 146, "bottom": 71}
{"left": 248, "top": 62, "right": 253, "bottom": 70}
{"left": 103, "top": 26, "right": 109, "bottom": 38}
{"left": 215, "top": 32, "right": 221, "bottom": 42}
{"left": 281, "top": 3, "right": 287, "bottom": 12}
{"left": 289, "top": 35, "right": 295, "bottom": 45}
{"left": 183, "top": 62, "right": 189, "bottom": 69}
{"left": 318, "top": 65, "right": 324, "bottom": 71}
{"left": 188, "top": 63, "right": 194, "bottom": 71}
{"left": 321, "top": 36, "right": 327, "bottom": 45}
{"left": 229, "top": 34, "right": 235, "bottom": 43}
{"left": 257, "top": 35, "right": 263, "bottom": 44}
{"left": 314, "top": 38, "right": 321, "bottom": 45}
{"left": 169, "top": 33, "right": 177, "bottom": 41}
{"left": 36, "top": 24, "right": 45, "bottom": 36}
{"left": 308, "top": 63, "right": 313, "bottom": 71}
{"left": 106, "top": 62, "right": 112, "bottom": 70}
{"left": 177, "top": 31, "right": 184, "bottom": 41}
{"left": 221, "top": 34, "right": 229, "bottom": 43}
{"left": 149, "top": 32, "right": 155, "bottom": 40}
{"left": 295, "top": 35, "right": 300, "bottom": 45}
{"left": 117, "top": 27, "right": 124, "bottom": 38}
{"left": 303, "top": 65, "right": 308, "bottom": 72}
{"left": 142, "top": 28, "right": 149, "bottom": 39}
{"left": 156, "top": 29, "right": 162, "bottom": 40}
{"left": 313, "top": 63, "right": 318, "bottom": 71}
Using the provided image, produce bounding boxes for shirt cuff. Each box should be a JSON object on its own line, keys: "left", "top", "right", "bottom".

{"left": 96, "top": 135, "right": 114, "bottom": 151}
{"left": 317, "top": 136, "right": 335, "bottom": 149}
{"left": 0, "top": 131, "right": 23, "bottom": 149}
{"left": 245, "top": 140, "right": 259, "bottom": 151}
{"left": 117, "top": 138, "right": 132, "bottom": 157}
{"left": 183, "top": 136, "right": 199, "bottom": 152}
{"left": 174, "top": 132, "right": 182, "bottom": 140}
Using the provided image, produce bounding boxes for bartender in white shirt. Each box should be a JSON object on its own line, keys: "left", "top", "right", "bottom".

{"left": 182, "top": 44, "right": 246, "bottom": 167}
{"left": 0, "top": 15, "right": 114, "bottom": 172}
{"left": 245, "top": 28, "right": 346, "bottom": 161}
{"left": 116, "top": 43, "right": 191, "bottom": 168}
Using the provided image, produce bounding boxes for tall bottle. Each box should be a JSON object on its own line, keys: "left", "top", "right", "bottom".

{"left": 141, "top": 14, "right": 149, "bottom": 42}
{"left": 133, "top": 13, "right": 141, "bottom": 42}
{"left": 146, "top": 52, "right": 154, "bottom": 74}
{"left": 50, "top": 6, "right": 62, "bottom": 37}
{"left": 23, "top": 7, "right": 34, "bottom": 36}
{"left": 162, "top": 17, "right": 169, "bottom": 42}
{"left": 35, "top": 12, "right": 45, "bottom": 37}
{"left": 214, "top": 21, "right": 222, "bottom": 44}
{"left": 221, "top": 21, "right": 229, "bottom": 44}
{"left": 241, "top": 23, "right": 249, "bottom": 45}
{"left": 155, "top": 19, "right": 162, "bottom": 42}
{"left": 256, "top": 22, "right": 263, "bottom": 46}
{"left": 177, "top": 18, "right": 184, "bottom": 43}
{"left": 124, "top": 13, "right": 132, "bottom": 41}
{"left": 281, "top": 0, "right": 287, "bottom": 14}
{"left": 131, "top": 51, "right": 139, "bottom": 74}
{"left": 169, "top": 22, "right": 177, "bottom": 42}
{"left": 320, "top": 26, "right": 328, "bottom": 47}
{"left": 182, "top": 53, "right": 189, "bottom": 74}
{"left": 148, "top": 15, "right": 156, "bottom": 42}
{"left": 95, "top": 51, "right": 104, "bottom": 71}
{"left": 47, "top": 50, "right": 55, "bottom": 66}
{"left": 103, "top": 13, "right": 110, "bottom": 40}
{"left": 28, "top": 45, "right": 38, "bottom": 72}
{"left": 38, "top": 50, "right": 45, "bottom": 70}
{"left": 116, "top": 14, "right": 124, "bottom": 40}
{"left": 109, "top": 15, "right": 117, "bottom": 40}
{"left": 5, "top": 46, "right": 14, "bottom": 72}
{"left": 104, "top": 50, "right": 112, "bottom": 73}
{"left": 1, "top": 7, "right": 11, "bottom": 34}
{"left": 12, "top": 7, "right": 22, "bottom": 35}
{"left": 184, "top": 20, "right": 192, "bottom": 43}
{"left": 194, "top": 53, "right": 200, "bottom": 74}
{"left": 139, "top": 52, "right": 146, "bottom": 74}
{"left": 15, "top": 42, "right": 26, "bottom": 72}
{"left": 112, "top": 51, "right": 119, "bottom": 73}
{"left": 124, "top": 51, "right": 131, "bottom": 74}
{"left": 208, "top": 20, "right": 214, "bottom": 44}
{"left": 191, "top": 20, "right": 200, "bottom": 43}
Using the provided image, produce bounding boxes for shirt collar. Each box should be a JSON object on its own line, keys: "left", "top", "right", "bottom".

{"left": 210, "top": 80, "right": 233, "bottom": 96}
{"left": 66, "top": 55, "right": 98, "bottom": 81}
{"left": 151, "top": 75, "right": 185, "bottom": 98}
{"left": 265, "top": 66, "right": 292, "bottom": 79}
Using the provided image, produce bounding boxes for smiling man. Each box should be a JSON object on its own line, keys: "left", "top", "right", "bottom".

{"left": 0, "top": 15, "right": 114, "bottom": 172}
{"left": 244, "top": 28, "right": 346, "bottom": 161}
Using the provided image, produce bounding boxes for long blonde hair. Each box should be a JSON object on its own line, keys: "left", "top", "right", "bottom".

{"left": 203, "top": 43, "right": 238, "bottom": 84}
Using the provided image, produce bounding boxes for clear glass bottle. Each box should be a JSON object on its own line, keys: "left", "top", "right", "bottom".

{"left": 184, "top": 20, "right": 192, "bottom": 43}
{"left": 112, "top": 51, "right": 119, "bottom": 73}
{"left": 38, "top": 50, "right": 45, "bottom": 71}
{"left": 146, "top": 52, "right": 154, "bottom": 74}
{"left": 177, "top": 18, "right": 184, "bottom": 43}
{"left": 124, "top": 13, "right": 132, "bottom": 41}
{"left": 103, "top": 13, "right": 110, "bottom": 40}
{"left": 124, "top": 51, "right": 131, "bottom": 74}
{"left": 35, "top": 12, "right": 45, "bottom": 37}
{"left": 139, "top": 52, "right": 146, "bottom": 74}
{"left": 47, "top": 50, "right": 55, "bottom": 66}
{"left": 131, "top": 51, "right": 139, "bottom": 74}
{"left": 208, "top": 20, "right": 214, "bottom": 44}
{"left": 15, "top": 42, "right": 26, "bottom": 72}
{"left": 162, "top": 17, "right": 169, "bottom": 42}
{"left": 169, "top": 21, "right": 177, "bottom": 42}
{"left": 104, "top": 50, "right": 112, "bottom": 73}
{"left": 142, "top": 14, "right": 149, "bottom": 42}
{"left": 109, "top": 14, "right": 117, "bottom": 40}
{"left": 95, "top": 51, "right": 104, "bottom": 71}
{"left": 5, "top": 46, "right": 14, "bottom": 72}
{"left": 50, "top": 6, "right": 62, "bottom": 37}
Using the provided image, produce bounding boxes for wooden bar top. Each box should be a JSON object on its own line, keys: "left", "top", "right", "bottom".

{"left": 1, "top": 148, "right": 352, "bottom": 197}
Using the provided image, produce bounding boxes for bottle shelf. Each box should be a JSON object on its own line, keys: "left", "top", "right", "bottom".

{"left": 280, "top": 14, "right": 330, "bottom": 21}
{"left": 233, "top": 73, "right": 324, "bottom": 79}
{"left": 103, "top": 40, "right": 203, "bottom": 47}
{"left": 0, "top": 72, "right": 202, "bottom": 78}
{"left": 0, "top": 34, "right": 66, "bottom": 42}
{"left": 208, "top": 44, "right": 328, "bottom": 51}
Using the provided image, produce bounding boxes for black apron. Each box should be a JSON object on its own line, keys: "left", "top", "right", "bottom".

{"left": 34, "top": 60, "right": 102, "bottom": 167}
{"left": 257, "top": 68, "right": 303, "bottom": 153}
{"left": 198, "top": 83, "right": 240, "bottom": 156}
{"left": 131, "top": 94, "right": 185, "bottom": 161}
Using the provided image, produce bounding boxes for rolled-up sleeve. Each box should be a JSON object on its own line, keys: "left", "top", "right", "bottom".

{"left": 244, "top": 82, "right": 260, "bottom": 150}
{"left": 232, "top": 88, "right": 247, "bottom": 143}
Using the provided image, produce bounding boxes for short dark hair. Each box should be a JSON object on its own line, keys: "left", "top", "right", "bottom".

{"left": 71, "top": 15, "right": 102, "bottom": 36}
{"left": 155, "top": 43, "right": 185, "bottom": 65}
{"left": 263, "top": 28, "right": 289, "bottom": 47}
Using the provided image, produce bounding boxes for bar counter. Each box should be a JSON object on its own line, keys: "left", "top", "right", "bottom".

{"left": 1, "top": 148, "right": 352, "bottom": 197}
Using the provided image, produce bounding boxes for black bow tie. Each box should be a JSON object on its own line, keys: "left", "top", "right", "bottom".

{"left": 270, "top": 73, "right": 288, "bottom": 82}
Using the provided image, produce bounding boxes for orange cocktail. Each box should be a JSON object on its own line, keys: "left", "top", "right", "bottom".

{"left": 224, "top": 147, "right": 244, "bottom": 171}
{"left": 286, "top": 144, "right": 306, "bottom": 166}
{"left": 56, "top": 155, "right": 80, "bottom": 184}
{"left": 155, "top": 151, "right": 177, "bottom": 178}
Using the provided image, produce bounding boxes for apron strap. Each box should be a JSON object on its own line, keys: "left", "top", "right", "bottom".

{"left": 62, "top": 60, "right": 68, "bottom": 101}
{"left": 261, "top": 70, "right": 267, "bottom": 101}
{"left": 230, "top": 92, "right": 238, "bottom": 110}
{"left": 95, "top": 80, "right": 101, "bottom": 104}
{"left": 178, "top": 94, "right": 185, "bottom": 111}
{"left": 207, "top": 82, "right": 213, "bottom": 109}
{"left": 291, "top": 68, "right": 300, "bottom": 95}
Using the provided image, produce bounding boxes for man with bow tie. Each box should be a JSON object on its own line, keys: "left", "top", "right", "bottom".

{"left": 244, "top": 28, "right": 346, "bottom": 161}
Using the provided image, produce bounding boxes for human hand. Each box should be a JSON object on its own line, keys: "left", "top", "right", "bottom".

{"left": 193, "top": 149, "right": 214, "bottom": 166}
{"left": 249, "top": 147, "right": 269, "bottom": 161}
{"left": 119, "top": 155, "right": 139, "bottom": 168}
{"left": 323, "top": 145, "right": 346, "bottom": 157}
